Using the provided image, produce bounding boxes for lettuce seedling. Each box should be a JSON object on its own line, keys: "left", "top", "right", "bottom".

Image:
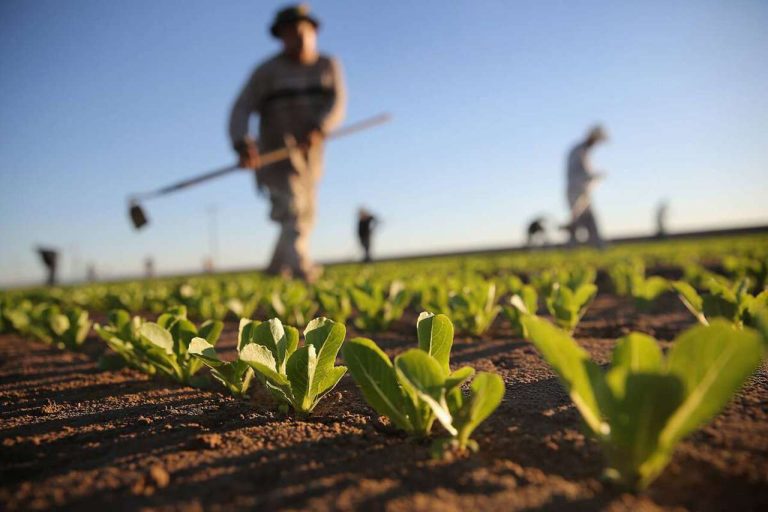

{"left": 270, "top": 282, "right": 319, "bottom": 328}
{"left": 188, "top": 318, "right": 259, "bottom": 397}
{"left": 343, "top": 312, "right": 504, "bottom": 452}
{"left": 446, "top": 281, "right": 502, "bottom": 336}
{"left": 28, "top": 305, "right": 92, "bottom": 350}
{"left": 502, "top": 285, "right": 538, "bottom": 337}
{"left": 522, "top": 315, "right": 764, "bottom": 489}
{"left": 630, "top": 275, "right": 669, "bottom": 312}
{"left": 672, "top": 279, "right": 768, "bottom": 328}
{"left": 350, "top": 280, "right": 411, "bottom": 331}
{"left": 98, "top": 306, "right": 222, "bottom": 384}
{"left": 226, "top": 294, "right": 261, "bottom": 320}
{"left": 316, "top": 287, "right": 353, "bottom": 323}
{"left": 95, "top": 309, "right": 156, "bottom": 375}
{"left": 545, "top": 283, "right": 597, "bottom": 332}
{"left": 533, "top": 267, "right": 596, "bottom": 296}
{"left": 239, "top": 317, "right": 347, "bottom": 414}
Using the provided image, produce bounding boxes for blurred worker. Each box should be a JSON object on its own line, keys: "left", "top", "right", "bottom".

{"left": 563, "top": 125, "right": 607, "bottom": 248}
{"left": 526, "top": 216, "right": 548, "bottom": 247}
{"left": 229, "top": 4, "right": 346, "bottom": 282}
{"left": 357, "top": 208, "right": 378, "bottom": 262}
{"left": 656, "top": 200, "right": 669, "bottom": 239}
{"left": 36, "top": 247, "right": 58, "bottom": 286}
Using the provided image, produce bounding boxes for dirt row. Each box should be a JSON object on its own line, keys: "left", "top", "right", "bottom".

{"left": 1, "top": 293, "right": 767, "bottom": 511}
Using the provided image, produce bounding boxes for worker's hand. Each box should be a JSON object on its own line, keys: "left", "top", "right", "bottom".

{"left": 306, "top": 127, "right": 325, "bottom": 147}
{"left": 235, "top": 140, "right": 260, "bottom": 170}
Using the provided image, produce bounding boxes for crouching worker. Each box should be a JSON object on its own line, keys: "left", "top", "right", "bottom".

{"left": 229, "top": 4, "right": 346, "bottom": 282}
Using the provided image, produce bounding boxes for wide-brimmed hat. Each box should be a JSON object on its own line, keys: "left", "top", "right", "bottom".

{"left": 270, "top": 4, "right": 320, "bottom": 38}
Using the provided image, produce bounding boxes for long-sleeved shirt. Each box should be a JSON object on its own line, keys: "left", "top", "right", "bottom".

{"left": 566, "top": 141, "right": 598, "bottom": 208}
{"left": 229, "top": 53, "right": 346, "bottom": 187}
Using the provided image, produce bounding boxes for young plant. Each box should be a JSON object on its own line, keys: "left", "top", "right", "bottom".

{"left": 446, "top": 281, "right": 502, "bottom": 336}
{"left": 28, "top": 305, "right": 92, "bottom": 350}
{"left": 97, "top": 306, "right": 222, "bottom": 384}
{"left": 188, "top": 318, "right": 261, "bottom": 397}
{"left": 239, "top": 317, "right": 347, "bottom": 414}
{"left": 226, "top": 294, "right": 261, "bottom": 320}
{"left": 316, "top": 287, "right": 353, "bottom": 323}
{"left": 630, "top": 275, "right": 669, "bottom": 312}
{"left": 95, "top": 309, "right": 156, "bottom": 374}
{"left": 343, "top": 312, "right": 504, "bottom": 453}
{"left": 545, "top": 282, "right": 597, "bottom": 332}
{"left": 270, "top": 282, "right": 319, "bottom": 327}
{"left": 501, "top": 285, "right": 538, "bottom": 337}
{"left": 522, "top": 315, "right": 764, "bottom": 489}
{"left": 350, "top": 280, "right": 411, "bottom": 331}
{"left": 672, "top": 279, "right": 768, "bottom": 328}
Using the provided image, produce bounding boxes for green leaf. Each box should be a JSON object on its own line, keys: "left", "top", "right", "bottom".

{"left": 394, "top": 349, "right": 452, "bottom": 435}
{"left": 286, "top": 345, "right": 318, "bottom": 412}
{"left": 445, "top": 366, "right": 475, "bottom": 392}
{"left": 671, "top": 281, "right": 707, "bottom": 324}
{"left": 455, "top": 372, "right": 505, "bottom": 448}
{"left": 198, "top": 320, "right": 223, "bottom": 346}
{"left": 342, "top": 337, "right": 411, "bottom": 431}
{"left": 604, "top": 373, "right": 685, "bottom": 489}
{"left": 240, "top": 342, "right": 289, "bottom": 386}
{"left": 611, "top": 333, "right": 663, "bottom": 375}
{"left": 238, "top": 318, "right": 257, "bottom": 352}
{"left": 188, "top": 337, "right": 224, "bottom": 367}
{"left": 304, "top": 318, "right": 347, "bottom": 397}
{"left": 416, "top": 312, "right": 454, "bottom": 375}
{"left": 660, "top": 321, "right": 763, "bottom": 449}
{"left": 252, "top": 318, "right": 283, "bottom": 357}
{"left": 522, "top": 316, "right": 606, "bottom": 436}
{"left": 140, "top": 323, "right": 174, "bottom": 355}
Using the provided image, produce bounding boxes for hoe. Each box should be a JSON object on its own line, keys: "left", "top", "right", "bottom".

{"left": 128, "top": 113, "right": 391, "bottom": 229}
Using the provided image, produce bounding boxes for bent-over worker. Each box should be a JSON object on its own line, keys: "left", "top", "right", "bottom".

{"left": 564, "top": 125, "right": 607, "bottom": 248}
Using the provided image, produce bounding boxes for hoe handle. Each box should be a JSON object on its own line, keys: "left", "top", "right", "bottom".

{"left": 136, "top": 113, "right": 391, "bottom": 200}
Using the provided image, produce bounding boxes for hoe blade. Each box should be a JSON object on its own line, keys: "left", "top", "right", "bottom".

{"left": 129, "top": 202, "right": 148, "bottom": 229}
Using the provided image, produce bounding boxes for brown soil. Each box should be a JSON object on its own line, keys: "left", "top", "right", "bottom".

{"left": 1, "top": 292, "right": 767, "bottom": 511}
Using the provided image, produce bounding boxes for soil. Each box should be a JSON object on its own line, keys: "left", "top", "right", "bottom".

{"left": 1, "top": 291, "right": 767, "bottom": 511}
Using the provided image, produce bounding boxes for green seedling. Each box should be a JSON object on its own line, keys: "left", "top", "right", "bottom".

{"left": 28, "top": 305, "right": 92, "bottom": 350}
{"left": 523, "top": 315, "right": 764, "bottom": 489}
{"left": 502, "top": 285, "right": 538, "bottom": 337}
{"left": 239, "top": 317, "right": 347, "bottom": 414}
{"left": 188, "top": 318, "right": 259, "bottom": 397}
{"left": 672, "top": 279, "right": 768, "bottom": 328}
{"left": 545, "top": 282, "right": 597, "bottom": 332}
{"left": 350, "top": 280, "right": 411, "bottom": 331}
{"left": 446, "top": 281, "right": 501, "bottom": 336}
{"left": 343, "top": 312, "right": 504, "bottom": 453}
{"left": 97, "top": 306, "right": 222, "bottom": 384}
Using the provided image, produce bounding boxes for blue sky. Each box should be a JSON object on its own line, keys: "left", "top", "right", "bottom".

{"left": 1, "top": 0, "right": 767, "bottom": 286}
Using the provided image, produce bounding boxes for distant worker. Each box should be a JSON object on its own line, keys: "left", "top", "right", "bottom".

{"left": 36, "top": 247, "right": 58, "bottom": 286}
{"left": 357, "top": 208, "right": 378, "bottom": 262}
{"left": 656, "top": 200, "right": 669, "bottom": 239}
{"left": 144, "top": 257, "right": 155, "bottom": 278}
{"left": 563, "top": 125, "right": 607, "bottom": 248}
{"left": 229, "top": 4, "right": 346, "bottom": 282}
{"left": 526, "top": 216, "right": 548, "bottom": 247}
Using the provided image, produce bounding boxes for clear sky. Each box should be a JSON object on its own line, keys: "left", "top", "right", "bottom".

{"left": 1, "top": 0, "right": 767, "bottom": 286}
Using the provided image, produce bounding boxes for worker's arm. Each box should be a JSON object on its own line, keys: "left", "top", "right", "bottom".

{"left": 579, "top": 147, "right": 605, "bottom": 182}
{"left": 229, "top": 66, "right": 265, "bottom": 169}
{"left": 318, "top": 57, "right": 347, "bottom": 136}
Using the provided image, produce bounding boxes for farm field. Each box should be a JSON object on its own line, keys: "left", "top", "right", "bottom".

{"left": 1, "top": 235, "right": 767, "bottom": 511}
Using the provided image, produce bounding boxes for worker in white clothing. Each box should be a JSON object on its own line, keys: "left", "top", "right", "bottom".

{"left": 563, "top": 125, "right": 607, "bottom": 247}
